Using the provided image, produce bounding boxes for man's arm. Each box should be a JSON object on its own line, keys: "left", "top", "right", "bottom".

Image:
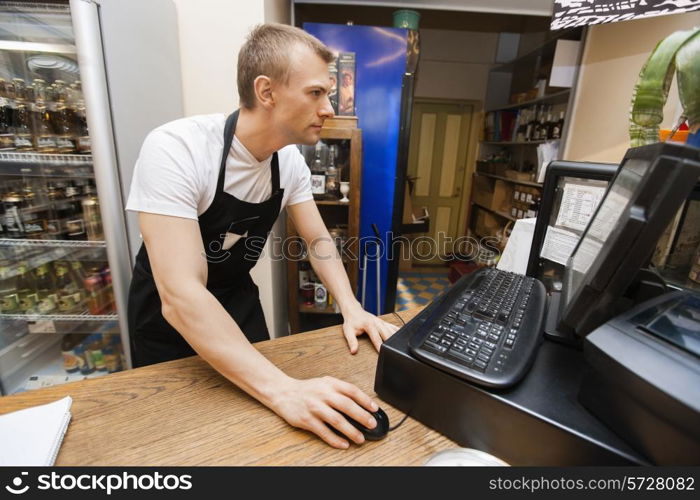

{"left": 138, "top": 212, "right": 380, "bottom": 448}
{"left": 287, "top": 200, "right": 398, "bottom": 353}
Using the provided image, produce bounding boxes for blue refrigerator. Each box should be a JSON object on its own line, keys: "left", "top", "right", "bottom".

{"left": 304, "top": 23, "right": 411, "bottom": 315}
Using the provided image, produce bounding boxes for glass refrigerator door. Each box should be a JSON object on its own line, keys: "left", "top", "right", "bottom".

{"left": 0, "top": 2, "right": 125, "bottom": 395}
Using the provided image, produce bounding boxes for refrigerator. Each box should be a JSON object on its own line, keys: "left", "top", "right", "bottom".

{"left": 303, "top": 23, "right": 414, "bottom": 315}
{"left": 0, "top": 0, "right": 183, "bottom": 394}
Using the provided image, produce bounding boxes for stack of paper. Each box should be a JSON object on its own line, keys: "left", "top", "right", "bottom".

{"left": 0, "top": 396, "right": 72, "bottom": 466}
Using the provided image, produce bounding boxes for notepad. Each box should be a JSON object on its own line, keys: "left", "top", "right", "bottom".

{"left": 0, "top": 396, "right": 72, "bottom": 466}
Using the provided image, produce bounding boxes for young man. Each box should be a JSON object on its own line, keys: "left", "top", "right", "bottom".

{"left": 125, "top": 24, "right": 399, "bottom": 449}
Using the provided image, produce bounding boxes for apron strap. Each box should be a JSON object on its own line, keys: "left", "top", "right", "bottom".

{"left": 217, "top": 110, "right": 281, "bottom": 195}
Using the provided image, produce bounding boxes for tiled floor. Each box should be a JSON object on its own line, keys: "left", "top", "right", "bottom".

{"left": 395, "top": 270, "right": 451, "bottom": 311}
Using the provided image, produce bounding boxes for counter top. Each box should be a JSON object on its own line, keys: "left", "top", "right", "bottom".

{"left": 0, "top": 309, "right": 456, "bottom": 466}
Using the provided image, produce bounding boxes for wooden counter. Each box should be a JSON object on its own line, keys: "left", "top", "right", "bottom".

{"left": 0, "top": 309, "right": 456, "bottom": 465}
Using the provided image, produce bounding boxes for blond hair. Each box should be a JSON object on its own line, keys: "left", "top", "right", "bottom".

{"left": 238, "top": 24, "right": 334, "bottom": 109}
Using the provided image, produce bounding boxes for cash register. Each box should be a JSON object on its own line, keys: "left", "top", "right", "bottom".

{"left": 375, "top": 142, "right": 700, "bottom": 465}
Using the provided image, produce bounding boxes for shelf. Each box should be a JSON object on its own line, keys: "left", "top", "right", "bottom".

{"left": 472, "top": 202, "right": 516, "bottom": 222}
{"left": 475, "top": 172, "right": 542, "bottom": 188}
{"left": 481, "top": 140, "right": 551, "bottom": 146}
{"left": 0, "top": 311, "right": 118, "bottom": 322}
{"left": 0, "top": 238, "right": 105, "bottom": 248}
{"left": 486, "top": 90, "right": 571, "bottom": 113}
{"left": 298, "top": 299, "right": 340, "bottom": 315}
{"left": 315, "top": 199, "right": 349, "bottom": 206}
{"left": 0, "top": 152, "right": 94, "bottom": 178}
{"left": 489, "top": 28, "right": 582, "bottom": 73}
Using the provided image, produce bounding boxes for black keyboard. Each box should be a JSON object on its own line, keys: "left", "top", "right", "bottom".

{"left": 408, "top": 268, "right": 546, "bottom": 388}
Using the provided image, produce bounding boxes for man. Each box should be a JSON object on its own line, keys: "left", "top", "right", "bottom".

{"left": 125, "top": 23, "right": 399, "bottom": 449}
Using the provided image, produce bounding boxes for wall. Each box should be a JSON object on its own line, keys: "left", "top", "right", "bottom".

{"left": 170, "top": 0, "right": 291, "bottom": 337}
{"left": 564, "top": 12, "right": 700, "bottom": 164}
{"left": 414, "top": 28, "right": 498, "bottom": 101}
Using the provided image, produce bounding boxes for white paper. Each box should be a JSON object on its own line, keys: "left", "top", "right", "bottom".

{"left": 541, "top": 226, "right": 580, "bottom": 266}
{"left": 0, "top": 396, "right": 72, "bottom": 466}
{"left": 497, "top": 218, "right": 536, "bottom": 275}
{"left": 549, "top": 40, "right": 581, "bottom": 88}
{"left": 555, "top": 183, "right": 607, "bottom": 232}
{"left": 536, "top": 141, "right": 560, "bottom": 183}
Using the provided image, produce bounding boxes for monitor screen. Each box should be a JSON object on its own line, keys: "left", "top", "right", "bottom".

{"left": 564, "top": 158, "right": 651, "bottom": 308}
{"left": 557, "top": 142, "right": 700, "bottom": 338}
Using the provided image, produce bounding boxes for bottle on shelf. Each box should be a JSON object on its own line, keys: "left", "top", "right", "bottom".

{"left": 2, "top": 188, "right": 24, "bottom": 238}
{"left": 82, "top": 182, "right": 103, "bottom": 240}
{"left": 86, "top": 334, "right": 108, "bottom": 372}
{"left": 325, "top": 145, "right": 339, "bottom": 199}
{"left": 0, "top": 78, "right": 15, "bottom": 151}
{"left": 0, "top": 261, "right": 20, "bottom": 314}
{"left": 310, "top": 142, "right": 327, "bottom": 199}
{"left": 54, "top": 261, "right": 85, "bottom": 313}
{"left": 551, "top": 111, "right": 564, "bottom": 140}
{"left": 74, "top": 98, "right": 91, "bottom": 154}
{"left": 12, "top": 82, "right": 34, "bottom": 152}
{"left": 62, "top": 181, "right": 87, "bottom": 240}
{"left": 84, "top": 265, "right": 105, "bottom": 314}
{"left": 55, "top": 84, "right": 77, "bottom": 154}
{"left": 16, "top": 262, "right": 38, "bottom": 313}
{"left": 31, "top": 99, "right": 58, "bottom": 153}
{"left": 61, "top": 334, "right": 83, "bottom": 374}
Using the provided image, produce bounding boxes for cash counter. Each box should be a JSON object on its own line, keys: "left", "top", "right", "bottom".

{"left": 0, "top": 309, "right": 457, "bottom": 466}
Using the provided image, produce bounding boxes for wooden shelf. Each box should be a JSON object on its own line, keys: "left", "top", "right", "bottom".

{"left": 287, "top": 124, "right": 362, "bottom": 334}
{"left": 486, "top": 90, "right": 570, "bottom": 113}
{"left": 481, "top": 140, "right": 551, "bottom": 146}
{"left": 298, "top": 302, "right": 340, "bottom": 315}
{"left": 315, "top": 199, "right": 349, "bottom": 206}
{"left": 472, "top": 202, "right": 516, "bottom": 222}
{"left": 475, "top": 172, "right": 542, "bottom": 188}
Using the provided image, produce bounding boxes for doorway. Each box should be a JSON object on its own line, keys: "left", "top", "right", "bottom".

{"left": 395, "top": 99, "right": 480, "bottom": 311}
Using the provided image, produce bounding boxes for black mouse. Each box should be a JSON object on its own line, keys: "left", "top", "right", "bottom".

{"left": 332, "top": 407, "right": 390, "bottom": 441}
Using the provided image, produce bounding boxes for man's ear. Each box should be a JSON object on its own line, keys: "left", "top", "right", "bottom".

{"left": 253, "top": 75, "right": 274, "bottom": 109}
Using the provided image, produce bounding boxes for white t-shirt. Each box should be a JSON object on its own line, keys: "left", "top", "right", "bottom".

{"left": 126, "top": 114, "right": 313, "bottom": 220}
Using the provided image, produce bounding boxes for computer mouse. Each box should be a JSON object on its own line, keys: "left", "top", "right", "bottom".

{"left": 334, "top": 407, "right": 390, "bottom": 441}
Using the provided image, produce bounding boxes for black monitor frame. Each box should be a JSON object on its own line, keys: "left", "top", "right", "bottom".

{"left": 557, "top": 142, "right": 700, "bottom": 339}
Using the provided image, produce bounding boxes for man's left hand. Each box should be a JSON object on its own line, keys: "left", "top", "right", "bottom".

{"left": 341, "top": 303, "right": 400, "bottom": 353}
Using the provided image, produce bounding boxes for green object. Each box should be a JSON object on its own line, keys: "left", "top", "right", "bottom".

{"left": 393, "top": 9, "right": 420, "bottom": 30}
{"left": 629, "top": 27, "right": 700, "bottom": 147}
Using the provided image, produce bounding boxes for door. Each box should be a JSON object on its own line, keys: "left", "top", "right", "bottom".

{"left": 406, "top": 101, "right": 475, "bottom": 266}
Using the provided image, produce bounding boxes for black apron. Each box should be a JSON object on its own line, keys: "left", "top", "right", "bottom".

{"left": 128, "top": 111, "right": 284, "bottom": 367}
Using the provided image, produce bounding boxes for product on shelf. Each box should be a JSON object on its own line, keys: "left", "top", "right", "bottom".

{"left": 310, "top": 142, "right": 326, "bottom": 198}
{"left": 0, "top": 76, "right": 89, "bottom": 154}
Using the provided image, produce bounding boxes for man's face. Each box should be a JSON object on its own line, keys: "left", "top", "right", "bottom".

{"left": 270, "top": 44, "right": 335, "bottom": 146}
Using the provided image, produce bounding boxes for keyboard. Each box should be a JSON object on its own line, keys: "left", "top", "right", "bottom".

{"left": 408, "top": 268, "right": 547, "bottom": 388}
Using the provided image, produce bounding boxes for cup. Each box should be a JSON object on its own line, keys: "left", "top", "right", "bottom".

{"left": 300, "top": 283, "right": 315, "bottom": 305}
{"left": 339, "top": 181, "right": 350, "bottom": 203}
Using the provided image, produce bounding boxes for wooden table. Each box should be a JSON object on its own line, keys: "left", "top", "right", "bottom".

{"left": 0, "top": 309, "right": 456, "bottom": 465}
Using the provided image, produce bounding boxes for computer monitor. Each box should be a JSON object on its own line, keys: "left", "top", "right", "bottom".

{"left": 556, "top": 142, "right": 700, "bottom": 338}
{"left": 527, "top": 160, "right": 618, "bottom": 294}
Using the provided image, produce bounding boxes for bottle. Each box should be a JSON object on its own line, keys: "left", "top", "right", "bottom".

{"left": 15, "top": 262, "right": 38, "bottom": 313}
{"left": 325, "top": 145, "right": 339, "bottom": 199}
{"left": 63, "top": 181, "right": 86, "bottom": 240}
{"left": 86, "top": 334, "right": 107, "bottom": 372}
{"left": 310, "top": 142, "right": 326, "bottom": 198}
{"left": 61, "top": 334, "right": 83, "bottom": 373}
{"left": 12, "top": 93, "right": 33, "bottom": 151}
{"left": 55, "top": 261, "right": 84, "bottom": 313}
{"left": 551, "top": 111, "right": 564, "bottom": 140}
{"left": 84, "top": 265, "right": 104, "bottom": 314}
{"left": 74, "top": 99, "right": 90, "bottom": 154}
{"left": 2, "top": 189, "right": 24, "bottom": 238}
{"left": 0, "top": 78, "right": 15, "bottom": 150}
{"left": 54, "top": 81, "right": 77, "bottom": 154}
{"left": 34, "top": 264, "right": 58, "bottom": 313}
{"left": 0, "top": 262, "right": 20, "bottom": 314}
{"left": 75, "top": 344, "right": 94, "bottom": 375}
{"left": 31, "top": 100, "right": 58, "bottom": 153}
{"left": 298, "top": 261, "right": 310, "bottom": 288}
{"left": 81, "top": 183, "right": 103, "bottom": 240}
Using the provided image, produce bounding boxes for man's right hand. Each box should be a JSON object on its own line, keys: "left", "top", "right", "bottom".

{"left": 268, "top": 376, "right": 380, "bottom": 449}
